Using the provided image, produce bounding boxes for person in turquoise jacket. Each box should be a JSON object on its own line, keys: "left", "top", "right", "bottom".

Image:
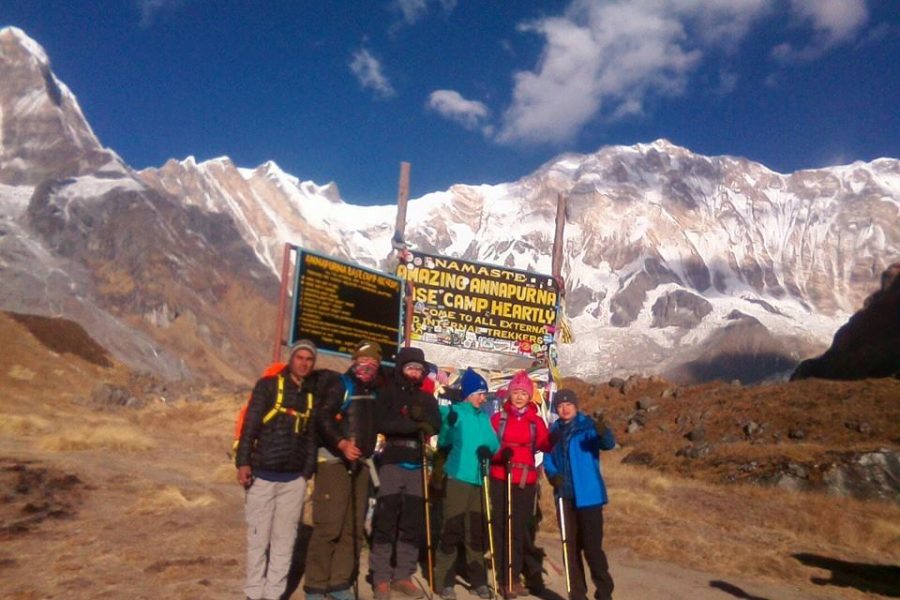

{"left": 433, "top": 368, "right": 500, "bottom": 600}
{"left": 544, "top": 389, "right": 616, "bottom": 600}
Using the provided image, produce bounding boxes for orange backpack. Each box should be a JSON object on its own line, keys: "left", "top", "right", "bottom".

{"left": 232, "top": 362, "right": 286, "bottom": 460}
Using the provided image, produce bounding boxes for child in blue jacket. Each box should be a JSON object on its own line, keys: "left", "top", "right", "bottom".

{"left": 544, "top": 389, "right": 615, "bottom": 600}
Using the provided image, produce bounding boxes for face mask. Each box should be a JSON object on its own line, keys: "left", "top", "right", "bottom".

{"left": 354, "top": 362, "right": 378, "bottom": 382}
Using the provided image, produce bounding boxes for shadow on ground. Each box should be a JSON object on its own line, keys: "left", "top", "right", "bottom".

{"left": 792, "top": 553, "right": 900, "bottom": 598}
{"left": 709, "top": 580, "right": 769, "bottom": 599}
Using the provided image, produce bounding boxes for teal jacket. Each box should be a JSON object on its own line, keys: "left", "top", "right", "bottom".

{"left": 438, "top": 402, "right": 500, "bottom": 486}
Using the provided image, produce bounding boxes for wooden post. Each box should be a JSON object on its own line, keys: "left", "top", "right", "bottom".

{"left": 272, "top": 243, "right": 295, "bottom": 363}
{"left": 394, "top": 161, "right": 411, "bottom": 245}
{"left": 551, "top": 193, "right": 567, "bottom": 281}
{"left": 404, "top": 282, "right": 414, "bottom": 348}
{"left": 548, "top": 193, "right": 568, "bottom": 401}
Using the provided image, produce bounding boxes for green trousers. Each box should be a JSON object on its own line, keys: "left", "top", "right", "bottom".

{"left": 434, "top": 477, "right": 488, "bottom": 590}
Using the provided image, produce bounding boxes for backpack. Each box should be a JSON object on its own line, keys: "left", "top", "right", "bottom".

{"left": 231, "top": 362, "right": 286, "bottom": 461}
{"left": 498, "top": 410, "right": 538, "bottom": 455}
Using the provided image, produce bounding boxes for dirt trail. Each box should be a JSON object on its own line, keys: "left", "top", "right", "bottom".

{"left": 0, "top": 437, "right": 866, "bottom": 600}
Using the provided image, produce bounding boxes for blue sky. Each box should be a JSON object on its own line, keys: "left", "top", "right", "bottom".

{"left": 3, "top": 1, "right": 898, "bottom": 204}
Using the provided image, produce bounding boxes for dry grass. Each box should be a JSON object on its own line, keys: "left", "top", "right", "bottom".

{"left": 208, "top": 462, "right": 237, "bottom": 484}
{"left": 0, "top": 414, "right": 52, "bottom": 436}
{"left": 130, "top": 485, "right": 216, "bottom": 514}
{"left": 539, "top": 452, "right": 900, "bottom": 588}
{"left": 38, "top": 424, "right": 156, "bottom": 452}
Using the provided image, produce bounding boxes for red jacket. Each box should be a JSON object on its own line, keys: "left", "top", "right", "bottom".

{"left": 489, "top": 401, "right": 550, "bottom": 485}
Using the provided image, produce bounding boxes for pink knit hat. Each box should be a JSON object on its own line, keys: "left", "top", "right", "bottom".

{"left": 507, "top": 370, "right": 534, "bottom": 397}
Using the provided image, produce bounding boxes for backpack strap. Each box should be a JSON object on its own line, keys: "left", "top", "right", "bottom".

{"left": 498, "top": 410, "right": 538, "bottom": 454}
{"left": 263, "top": 375, "right": 314, "bottom": 433}
{"left": 339, "top": 373, "right": 355, "bottom": 413}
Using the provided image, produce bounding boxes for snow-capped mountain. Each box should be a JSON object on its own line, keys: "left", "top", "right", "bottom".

{"left": 2, "top": 26, "right": 898, "bottom": 383}
{"left": 0, "top": 27, "right": 278, "bottom": 382}
{"left": 138, "top": 142, "right": 899, "bottom": 381}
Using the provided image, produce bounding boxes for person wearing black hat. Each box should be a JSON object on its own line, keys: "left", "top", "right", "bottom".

{"left": 305, "top": 340, "right": 387, "bottom": 600}
{"left": 544, "top": 389, "right": 616, "bottom": 600}
{"left": 370, "top": 346, "right": 442, "bottom": 600}
{"left": 235, "top": 339, "right": 324, "bottom": 600}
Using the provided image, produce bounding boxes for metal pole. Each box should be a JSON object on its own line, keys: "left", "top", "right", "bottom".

{"left": 557, "top": 496, "right": 572, "bottom": 595}
{"left": 506, "top": 459, "right": 513, "bottom": 596}
{"left": 482, "top": 460, "right": 499, "bottom": 598}
{"left": 272, "top": 242, "right": 294, "bottom": 362}
{"left": 420, "top": 430, "right": 435, "bottom": 594}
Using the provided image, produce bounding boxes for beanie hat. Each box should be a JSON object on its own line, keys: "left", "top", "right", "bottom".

{"left": 507, "top": 370, "right": 534, "bottom": 397}
{"left": 553, "top": 389, "right": 579, "bottom": 410}
{"left": 396, "top": 346, "right": 426, "bottom": 368}
{"left": 289, "top": 338, "right": 317, "bottom": 359}
{"left": 460, "top": 368, "right": 488, "bottom": 400}
{"left": 352, "top": 340, "right": 382, "bottom": 362}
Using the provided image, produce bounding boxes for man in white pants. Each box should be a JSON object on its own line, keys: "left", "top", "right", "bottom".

{"left": 236, "top": 339, "right": 330, "bottom": 600}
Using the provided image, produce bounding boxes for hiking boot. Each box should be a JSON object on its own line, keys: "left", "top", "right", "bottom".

{"left": 500, "top": 587, "right": 517, "bottom": 599}
{"left": 474, "top": 585, "right": 493, "bottom": 599}
{"left": 391, "top": 579, "right": 424, "bottom": 599}
{"left": 439, "top": 587, "right": 457, "bottom": 600}
{"left": 511, "top": 582, "right": 528, "bottom": 597}
{"left": 374, "top": 582, "right": 391, "bottom": 600}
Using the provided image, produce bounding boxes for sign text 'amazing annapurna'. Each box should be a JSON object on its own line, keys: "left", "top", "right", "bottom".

{"left": 396, "top": 251, "right": 559, "bottom": 358}
{"left": 292, "top": 250, "right": 402, "bottom": 362}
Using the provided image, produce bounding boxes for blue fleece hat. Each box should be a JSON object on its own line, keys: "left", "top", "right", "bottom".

{"left": 460, "top": 368, "right": 488, "bottom": 400}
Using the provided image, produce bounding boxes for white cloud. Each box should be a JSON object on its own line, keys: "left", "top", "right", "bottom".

{"left": 426, "top": 90, "right": 490, "bottom": 130}
{"left": 390, "top": 0, "right": 457, "bottom": 27}
{"left": 349, "top": 48, "right": 396, "bottom": 99}
{"left": 773, "top": 0, "right": 869, "bottom": 62}
{"left": 497, "top": 0, "right": 770, "bottom": 146}
{"left": 138, "top": 0, "right": 187, "bottom": 27}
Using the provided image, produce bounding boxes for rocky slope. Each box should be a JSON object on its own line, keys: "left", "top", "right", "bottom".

{"left": 792, "top": 263, "right": 900, "bottom": 380}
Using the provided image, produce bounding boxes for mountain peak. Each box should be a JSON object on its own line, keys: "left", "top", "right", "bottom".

{"left": 0, "top": 26, "right": 49, "bottom": 65}
{"left": 0, "top": 27, "right": 114, "bottom": 186}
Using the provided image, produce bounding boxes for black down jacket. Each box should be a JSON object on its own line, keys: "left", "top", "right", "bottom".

{"left": 236, "top": 366, "right": 337, "bottom": 477}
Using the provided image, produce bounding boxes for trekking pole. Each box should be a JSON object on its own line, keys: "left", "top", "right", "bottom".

{"left": 481, "top": 459, "right": 499, "bottom": 599}
{"left": 420, "top": 430, "right": 435, "bottom": 594}
{"left": 505, "top": 457, "right": 513, "bottom": 596}
{"left": 556, "top": 496, "right": 572, "bottom": 595}
{"left": 349, "top": 441, "right": 360, "bottom": 600}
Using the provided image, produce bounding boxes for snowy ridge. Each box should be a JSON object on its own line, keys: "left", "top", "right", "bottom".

{"left": 138, "top": 140, "right": 900, "bottom": 380}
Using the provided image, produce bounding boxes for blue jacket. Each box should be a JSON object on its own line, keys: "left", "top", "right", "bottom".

{"left": 544, "top": 413, "right": 616, "bottom": 509}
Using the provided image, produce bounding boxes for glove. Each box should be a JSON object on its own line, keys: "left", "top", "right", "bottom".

{"left": 591, "top": 411, "right": 608, "bottom": 436}
{"left": 430, "top": 454, "right": 446, "bottom": 493}
{"left": 500, "top": 447, "right": 514, "bottom": 463}
{"left": 447, "top": 409, "right": 458, "bottom": 426}
{"left": 409, "top": 404, "right": 425, "bottom": 421}
{"left": 549, "top": 428, "right": 563, "bottom": 447}
{"left": 548, "top": 474, "right": 564, "bottom": 489}
{"left": 476, "top": 445, "right": 493, "bottom": 461}
{"left": 417, "top": 421, "right": 435, "bottom": 437}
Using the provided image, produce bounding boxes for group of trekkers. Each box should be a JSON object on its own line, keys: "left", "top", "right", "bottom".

{"left": 235, "top": 339, "right": 616, "bottom": 600}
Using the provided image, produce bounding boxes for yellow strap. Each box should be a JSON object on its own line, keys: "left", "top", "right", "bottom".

{"left": 262, "top": 375, "right": 313, "bottom": 434}
{"left": 262, "top": 376, "right": 286, "bottom": 424}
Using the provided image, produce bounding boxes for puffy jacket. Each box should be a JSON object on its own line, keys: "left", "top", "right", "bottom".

{"left": 235, "top": 366, "right": 327, "bottom": 477}
{"left": 376, "top": 365, "right": 441, "bottom": 466}
{"left": 489, "top": 401, "right": 550, "bottom": 485}
{"left": 544, "top": 412, "right": 616, "bottom": 509}
{"left": 315, "top": 368, "right": 382, "bottom": 460}
{"left": 438, "top": 402, "right": 499, "bottom": 485}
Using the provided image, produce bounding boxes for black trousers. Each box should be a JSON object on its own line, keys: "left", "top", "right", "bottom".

{"left": 489, "top": 479, "right": 538, "bottom": 588}
{"left": 557, "top": 500, "right": 614, "bottom": 600}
